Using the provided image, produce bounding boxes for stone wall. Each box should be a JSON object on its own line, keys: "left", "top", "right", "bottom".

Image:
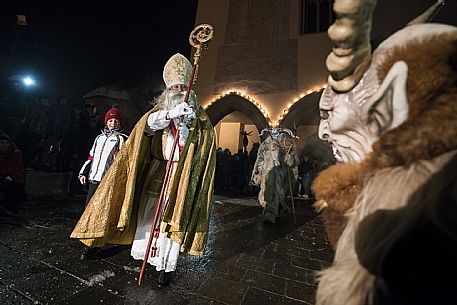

{"left": 214, "top": 0, "right": 297, "bottom": 94}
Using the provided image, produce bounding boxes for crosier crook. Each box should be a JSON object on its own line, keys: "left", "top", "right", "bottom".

{"left": 138, "top": 23, "right": 214, "bottom": 286}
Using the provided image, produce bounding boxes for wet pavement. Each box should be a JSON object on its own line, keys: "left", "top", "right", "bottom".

{"left": 0, "top": 194, "right": 334, "bottom": 305}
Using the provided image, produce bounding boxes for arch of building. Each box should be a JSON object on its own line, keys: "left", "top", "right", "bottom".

{"left": 278, "top": 90, "right": 334, "bottom": 164}
{"left": 205, "top": 94, "right": 270, "bottom": 132}
{"left": 279, "top": 90, "right": 322, "bottom": 130}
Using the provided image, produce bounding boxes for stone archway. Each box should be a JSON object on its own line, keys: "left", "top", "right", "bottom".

{"left": 206, "top": 94, "right": 270, "bottom": 132}
{"left": 280, "top": 90, "right": 322, "bottom": 130}
{"left": 278, "top": 90, "right": 334, "bottom": 163}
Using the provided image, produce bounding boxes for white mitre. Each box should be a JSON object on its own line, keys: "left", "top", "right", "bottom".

{"left": 163, "top": 53, "right": 192, "bottom": 88}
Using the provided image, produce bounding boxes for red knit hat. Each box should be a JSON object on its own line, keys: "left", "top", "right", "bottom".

{"left": 104, "top": 107, "right": 122, "bottom": 125}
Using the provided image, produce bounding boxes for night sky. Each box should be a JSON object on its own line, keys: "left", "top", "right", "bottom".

{"left": 2, "top": 0, "right": 457, "bottom": 105}
{"left": 0, "top": 0, "right": 198, "bottom": 103}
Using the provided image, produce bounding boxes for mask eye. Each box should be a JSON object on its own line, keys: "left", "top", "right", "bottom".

{"left": 320, "top": 110, "right": 329, "bottom": 119}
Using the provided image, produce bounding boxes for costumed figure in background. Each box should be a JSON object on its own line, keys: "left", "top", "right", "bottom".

{"left": 70, "top": 53, "right": 216, "bottom": 288}
{"left": 250, "top": 128, "right": 299, "bottom": 224}
{"left": 77, "top": 106, "right": 128, "bottom": 259}
{"left": 311, "top": 0, "right": 457, "bottom": 304}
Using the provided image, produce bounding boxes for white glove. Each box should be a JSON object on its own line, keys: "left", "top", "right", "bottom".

{"left": 179, "top": 124, "right": 189, "bottom": 146}
{"left": 168, "top": 102, "right": 193, "bottom": 119}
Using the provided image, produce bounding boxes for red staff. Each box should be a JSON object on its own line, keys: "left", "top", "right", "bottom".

{"left": 138, "top": 24, "right": 214, "bottom": 285}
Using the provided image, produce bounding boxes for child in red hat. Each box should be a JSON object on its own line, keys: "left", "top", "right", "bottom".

{"left": 78, "top": 105, "right": 128, "bottom": 259}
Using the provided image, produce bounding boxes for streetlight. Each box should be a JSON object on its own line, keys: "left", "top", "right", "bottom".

{"left": 22, "top": 76, "right": 35, "bottom": 87}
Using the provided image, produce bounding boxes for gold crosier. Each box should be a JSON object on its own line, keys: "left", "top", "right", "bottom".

{"left": 138, "top": 23, "right": 214, "bottom": 286}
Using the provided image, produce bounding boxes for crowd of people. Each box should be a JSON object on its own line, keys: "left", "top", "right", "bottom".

{"left": 0, "top": 93, "right": 110, "bottom": 213}
{"left": 214, "top": 143, "right": 324, "bottom": 200}
{"left": 215, "top": 146, "right": 258, "bottom": 194}
{"left": 17, "top": 95, "right": 103, "bottom": 174}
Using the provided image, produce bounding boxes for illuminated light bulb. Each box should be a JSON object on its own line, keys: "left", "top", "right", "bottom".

{"left": 293, "top": 98, "right": 299, "bottom": 102}
{"left": 300, "top": 94, "right": 305, "bottom": 98}
{"left": 307, "top": 90, "right": 313, "bottom": 94}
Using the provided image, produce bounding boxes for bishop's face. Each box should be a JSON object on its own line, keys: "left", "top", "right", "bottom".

{"left": 171, "top": 84, "right": 188, "bottom": 93}
{"left": 164, "top": 85, "right": 187, "bottom": 109}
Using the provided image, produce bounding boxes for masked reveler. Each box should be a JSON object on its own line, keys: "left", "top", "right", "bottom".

{"left": 250, "top": 128, "right": 298, "bottom": 224}
{"left": 310, "top": 0, "right": 457, "bottom": 304}
{"left": 71, "top": 53, "right": 216, "bottom": 287}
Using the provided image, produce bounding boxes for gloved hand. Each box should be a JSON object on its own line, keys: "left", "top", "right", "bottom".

{"left": 168, "top": 102, "right": 194, "bottom": 119}
{"left": 179, "top": 124, "right": 189, "bottom": 147}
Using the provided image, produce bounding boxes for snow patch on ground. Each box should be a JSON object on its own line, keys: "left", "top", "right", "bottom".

{"left": 123, "top": 266, "right": 141, "bottom": 273}
{"left": 87, "top": 270, "right": 115, "bottom": 286}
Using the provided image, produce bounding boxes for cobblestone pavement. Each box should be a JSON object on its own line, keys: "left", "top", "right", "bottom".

{"left": 0, "top": 194, "right": 334, "bottom": 305}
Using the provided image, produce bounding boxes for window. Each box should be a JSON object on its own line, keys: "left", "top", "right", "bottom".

{"left": 299, "top": 0, "right": 334, "bottom": 34}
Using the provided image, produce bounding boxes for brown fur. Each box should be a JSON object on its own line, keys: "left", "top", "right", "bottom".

{"left": 321, "top": 210, "right": 347, "bottom": 248}
{"left": 312, "top": 162, "right": 369, "bottom": 247}
{"left": 313, "top": 34, "right": 457, "bottom": 248}
{"left": 372, "top": 34, "right": 457, "bottom": 169}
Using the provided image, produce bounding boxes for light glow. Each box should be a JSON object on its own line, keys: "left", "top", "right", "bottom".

{"left": 22, "top": 76, "right": 35, "bottom": 86}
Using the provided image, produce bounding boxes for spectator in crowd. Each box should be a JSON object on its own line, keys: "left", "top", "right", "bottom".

{"left": 57, "top": 105, "right": 85, "bottom": 172}
{"left": 20, "top": 95, "right": 50, "bottom": 167}
{"left": 221, "top": 148, "right": 232, "bottom": 191}
{"left": 0, "top": 132, "right": 26, "bottom": 214}
{"left": 215, "top": 147, "right": 224, "bottom": 191}
{"left": 298, "top": 155, "right": 315, "bottom": 199}
{"left": 81, "top": 103, "right": 102, "bottom": 153}
{"left": 39, "top": 96, "right": 72, "bottom": 171}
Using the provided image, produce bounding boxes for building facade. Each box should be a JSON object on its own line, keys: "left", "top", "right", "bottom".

{"left": 194, "top": 0, "right": 334, "bottom": 153}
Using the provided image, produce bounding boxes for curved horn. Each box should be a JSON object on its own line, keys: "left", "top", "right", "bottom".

{"left": 259, "top": 128, "right": 270, "bottom": 137}
{"left": 407, "top": 0, "right": 445, "bottom": 26}
{"left": 281, "top": 128, "right": 297, "bottom": 139}
{"left": 326, "top": 0, "right": 377, "bottom": 92}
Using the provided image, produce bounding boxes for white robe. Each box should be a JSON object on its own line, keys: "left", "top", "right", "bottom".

{"left": 130, "top": 110, "right": 187, "bottom": 272}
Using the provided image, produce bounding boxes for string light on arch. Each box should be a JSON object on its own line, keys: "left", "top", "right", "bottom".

{"left": 274, "top": 84, "right": 327, "bottom": 127}
{"left": 204, "top": 89, "right": 273, "bottom": 125}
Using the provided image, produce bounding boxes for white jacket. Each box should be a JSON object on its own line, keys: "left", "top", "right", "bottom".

{"left": 79, "top": 129, "right": 128, "bottom": 182}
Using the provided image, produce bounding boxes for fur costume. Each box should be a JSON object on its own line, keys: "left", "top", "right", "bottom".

{"left": 251, "top": 129, "right": 299, "bottom": 223}
{"left": 312, "top": 0, "right": 457, "bottom": 304}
